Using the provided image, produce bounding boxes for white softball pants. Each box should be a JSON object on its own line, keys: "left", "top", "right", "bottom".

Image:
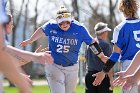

{"left": 45, "top": 63, "right": 79, "bottom": 93}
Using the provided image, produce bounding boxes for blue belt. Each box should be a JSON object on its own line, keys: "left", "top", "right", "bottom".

{"left": 55, "top": 62, "right": 75, "bottom": 67}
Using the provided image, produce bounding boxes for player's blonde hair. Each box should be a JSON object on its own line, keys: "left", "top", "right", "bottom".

{"left": 56, "top": 6, "right": 70, "bottom": 14}
{"left": 119, "top": 0, "right": 139, "bottom": 18}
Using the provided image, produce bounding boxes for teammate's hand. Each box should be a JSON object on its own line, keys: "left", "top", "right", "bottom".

{"left": 113, "top": 71, "right": 126, "bottom": 87}
{"left": 20, "top": 73, "right": 32, "bottom": 85}
{"left": 123, "top": 76, "right": 135, "bottom": 90}
{"left": 33, "top": 52, "right": 54, "bottom": 65}
{"left": 20, "top": 39, "right": 32, "bottom": 47}
{"left": 113, "top": 71, "right": 135, "bottom": 90}
{"left": 35, "top": 45, "right": 49, "bottom": 53}
{"left": 92, "top": 71, "right": 106, "bottom": 86}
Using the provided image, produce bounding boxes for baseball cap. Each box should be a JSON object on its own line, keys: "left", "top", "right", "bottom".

{"left": 94, "top": 22, "right": 111, "bottom": 34}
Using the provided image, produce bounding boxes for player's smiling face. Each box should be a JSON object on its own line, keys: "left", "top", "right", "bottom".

{"left": 59, "top": 21, "right": 70, "bottom": 31}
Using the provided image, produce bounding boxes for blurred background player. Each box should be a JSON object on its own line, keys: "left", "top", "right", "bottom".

{"left": 85, "top": 22, "right": 113, "bottom": 93}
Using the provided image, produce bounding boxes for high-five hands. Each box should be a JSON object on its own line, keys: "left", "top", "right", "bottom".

{"left": 113, "top": 71, "right": 135, "bottom": 90}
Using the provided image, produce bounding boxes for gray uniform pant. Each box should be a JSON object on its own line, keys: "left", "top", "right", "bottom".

{"left": 121, "top": 60, "right": 138, "bottom": 93}
{"left": 45, "top": 63, "right": 79, "bottom": 93}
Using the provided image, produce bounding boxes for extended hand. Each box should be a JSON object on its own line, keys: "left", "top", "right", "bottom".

{"left": 113, "top": 71, "right": 135, "bottom": 90}
{"left": 34, "top": 52, "right": 54, "bottom": 65}
{"left": 35, "top": 45, "right": 50, "bottom": 53}
{"left": 113, "top": 71, "right": 126, "bottom": 87}
{"left": 92, "top": 71, "right": 106, "bottom": 86}
{"left": 123, "top": 76, "right": 135, "bottom": 90}
{"left": 20, "top": 39, "right": 32, "bottom": 47}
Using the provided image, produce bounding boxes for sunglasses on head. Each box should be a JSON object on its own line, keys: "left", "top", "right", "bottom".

{"left": 57, "top": 13, "right": 71, "bottom": 19}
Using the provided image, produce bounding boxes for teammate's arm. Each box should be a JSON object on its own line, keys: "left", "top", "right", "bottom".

{"left": 102, "top": 44, "right": 121, "bottom": 73}
{"left": 5, "top": 45, "right": 53, "bottom": 66}
{"left": 92, "top": 44, "right": 121, "bottom": 86}
{"left": 0, "top": 24, "right": 32, "bottom": 93}
{"left": 89, "top": 40, "right": 107, "bottom": 63}
{"left": 20, "top": 27, "right": 45, "bottom": 47}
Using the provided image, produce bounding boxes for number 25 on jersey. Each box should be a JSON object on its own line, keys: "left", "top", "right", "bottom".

{"left": 56, "top": 44, "right": 70, "bottom": 53}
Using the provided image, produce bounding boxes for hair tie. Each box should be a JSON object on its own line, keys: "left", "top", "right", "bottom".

{"left": 125, "top": 0, "right": 131, "bottom": 8}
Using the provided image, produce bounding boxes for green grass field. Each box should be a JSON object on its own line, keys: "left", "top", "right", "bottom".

{"left": 4, "top": 85, "right": 121, "bottom": 93}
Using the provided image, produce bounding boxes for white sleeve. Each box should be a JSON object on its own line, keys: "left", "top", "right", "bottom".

{"left": 111, "top": 27, "right": 120, "bottom": 44}
{"left": 111, "top": 21, "right": 126, "bottom": 44}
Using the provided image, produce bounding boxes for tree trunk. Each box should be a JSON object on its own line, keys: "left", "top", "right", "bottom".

{"left": 9, "top": 0, "right": 25, "bottom": 47}
{"left": 72, "top": 0, "right": 79, "bottom": 21}
{"left": 31, "top": 0, "right": 39, "bottom": 52}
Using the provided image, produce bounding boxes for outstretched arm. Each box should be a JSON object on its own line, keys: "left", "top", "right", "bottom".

{"left": 89, "top": 40, "right": 108, "bottom": 63}
{"left": 20, "top": 27, "right": 45, "bottom": 47}
{"left": 5, "top": 45, "right": 53, "bottom": 66}
{"left": 0, "top": 24, "right": 32, "bottom": 93}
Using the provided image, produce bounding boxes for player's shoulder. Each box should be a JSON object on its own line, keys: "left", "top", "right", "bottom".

{"left": 114, "top": 20, "right": 127, "bottom": 32}
{"left": 72, "top": 20, "right": 85, "bottom": 27}
{"left": 72, "top": 20, "right": 87, "bottom": 30}
{"left": 43, "top": 19, "right": 57, "bottom": 26}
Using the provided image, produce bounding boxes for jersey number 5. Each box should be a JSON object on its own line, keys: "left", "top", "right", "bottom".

{"left": 133, "top": 30, "right": 140, "bottom": 48}
{"left": 56, "top": 44, "right": 70, "bottom": 53}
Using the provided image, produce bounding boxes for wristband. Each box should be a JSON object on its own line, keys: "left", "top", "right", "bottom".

{"left": 102, "top": 59, "right": 116, "bottom": 73}
{"left": 89, "top": 42, "right": 103, "bottom": 55}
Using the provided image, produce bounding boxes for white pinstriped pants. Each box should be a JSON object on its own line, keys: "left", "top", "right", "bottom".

{"left": 121, "top": 60, "right": 138, "bottom": 93}
{"left": 45, "top": 63, "right": 79, "bottom": 93}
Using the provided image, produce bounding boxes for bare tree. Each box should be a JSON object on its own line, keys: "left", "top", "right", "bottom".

{"left": 109, "top": 0, "right": 118, "bottom": 28}
{"left": 21, "top": 0, "right": 34, "bottom": 76}
{"left": 23, "top": 0, "right": 29, "bottom": 50}
{"left": 72, "top": 0, "right": 79, "bottom": 21}
{"left": 31, "top": 0, "right": 39, "bottom": 52}
{"left": 108, "top": 0, "right": 118, "bottom": 40}
{"left": 9, "top": 0, "right": 25, "bottom": 47}
{"left": 86, "top": 0, "right": 119, "bottom": 40}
